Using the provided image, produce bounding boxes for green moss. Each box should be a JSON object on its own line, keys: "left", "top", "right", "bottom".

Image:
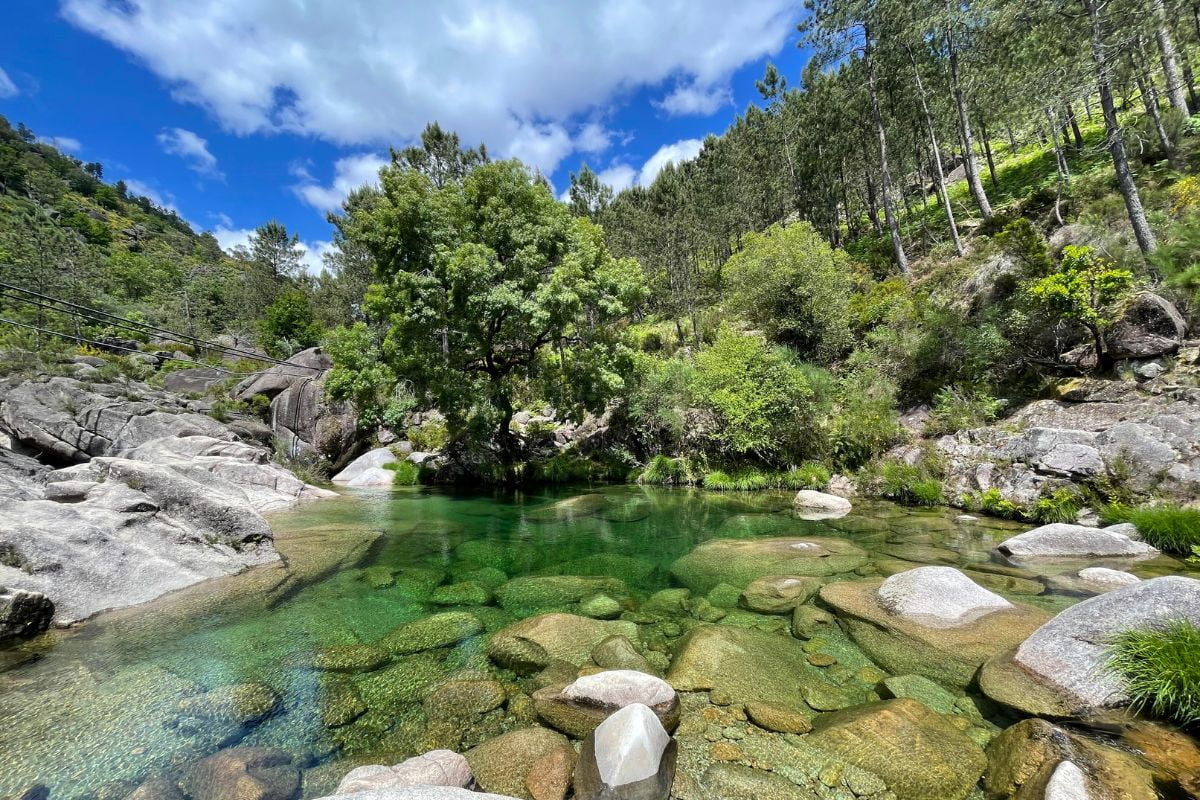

{"left": 1107, "top": 620, "right": 1200, "bottom": 725}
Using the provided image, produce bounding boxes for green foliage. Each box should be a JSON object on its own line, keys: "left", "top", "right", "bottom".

{"left": 1105, "top": 505, "right": 1200, "bottom": 555}
{"left": 1107, "top": 620, "right": 1200, "bottom": 726}
{"left": 873, "top": 461, "right": 944, "bottom": 507}
{"left": 703, "top": 469, "right": 769, "bottom": 491}
{"left": 626, "top": 352, "right": 694, "bottom": 453}
{"left": 323, "top": 324, "right": 411, "bottom": 431}
{"left": 1030, "top": 487, "right": 1083, "bottom": 524}
{"left": 829, "top": 368, "right": 901, "bottom": 469}
{"left": 407, "top": 419, "right": 450, "bottom": 452}
{"left": 927, "top": 385, "right": 1004, "bottom": 436}
{"left": 350, "top": 157, "right": 646, "bottom": 464}
{"left": 640, "top": 454, "right": 696, "bottom": 486}
{"left": 702, "top": 462, "right": 830, "bottom": 491}
{"left": 994, "top": 218, "right": 1052, "bottom": 277}
{"left": 384, "top": 461, "right": 421, "bottom": 486}
{"left": 260, "top": 289, "right": 323, "bottom": 358}
{"left": 692, "top": 328, "right": 818, "bottom": 464}
{"left": 979, "top": 488, "right": 1021, "bottom": 519}
{"left": 783, "top": 462, "right": 831, "bottom": 490}
{"left": 724, "top": 221, "right": 855, "bottom": 362}
{"left": 1023, "top": 245, "right": 1136, "bottom": 367}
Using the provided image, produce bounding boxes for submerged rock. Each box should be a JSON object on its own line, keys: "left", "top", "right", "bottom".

{"left": 535, "top": 670, "right": 679, "bottom": 738}
{"left": 465, "top": 727, "right": 575, "bottom": 800}
{"left": 183, "top": 747, "right": 299, "bottom": 800}
{"left": 808, "top": 699, "right": 986, "bottom": 800}
{"left": 379, "top": 612, "right": 484, "bottom": 655}
{"left": 335, "top": 750, "right": 474, "bottom": 793}
{"left": 982, "top": 576, "right": 1200, "bottom": 716}
{"left": 997, "top": 523, "right": 1159, "bottom": 559}
{"left": 792, "top": 490, "right": 851, "bottom": 519}
{"left": 820, "top": 576, "right": 1049, "bottom": 688}
{"left": 488, "top": 613, "right": 638, "bottom": 673}
{"left": 574, "top": 703, "right": 675, "bottom": 800}
{"left": 743, "top": 701, "right": 813, "bottom": 734}
{"left": 495, "top": 575, "right": 628, "bottom": 614}
{"left": 739, "top": 575, "right": 821, "bottom": 614}
{"left": 670, "top": 537, "right": 869, "bottom": 594}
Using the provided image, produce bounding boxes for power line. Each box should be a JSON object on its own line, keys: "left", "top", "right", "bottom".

{"left": 0, "top": 279, "right": 323, "bottom": 371}
{"left": 0, "top": 317, "right": 323, "bottom": 380}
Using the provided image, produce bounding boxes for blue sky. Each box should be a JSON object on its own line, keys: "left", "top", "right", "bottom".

{"left": 2, "top": 1, "right": 809, "bottom": 271}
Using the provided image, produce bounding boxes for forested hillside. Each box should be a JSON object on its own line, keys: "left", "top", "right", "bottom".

{"left": 4, "top": 0, "right": 1200, "bottom": 518}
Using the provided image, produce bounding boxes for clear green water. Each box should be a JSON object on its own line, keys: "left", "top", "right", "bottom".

{"left": 0, "top": 486, "right": 1191, "bottom": 799}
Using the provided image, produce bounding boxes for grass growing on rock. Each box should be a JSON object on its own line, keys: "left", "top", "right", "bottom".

{"left": 384, "top": 461, "right": 421, "bottom": 486}
{"left": 702, "top": 463, "right": 831, "bottom": 491}
{"left": 1104, "top": 504, "right": 1200, "bottom": 554}
{"left": 1107, "top": 620, "right": 1200, "bottom": 726}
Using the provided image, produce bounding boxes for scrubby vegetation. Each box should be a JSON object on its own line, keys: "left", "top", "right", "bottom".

{"left": 1108, "top": 620, "right": 1200, "bottom": 726}
{"left": 1105, "top": 504, "right": 1200, "bottom": 554}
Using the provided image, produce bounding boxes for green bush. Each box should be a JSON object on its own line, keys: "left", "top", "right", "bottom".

{"left": 385, "top": 460, "right": 421, "bottom": 486}
{"left": 1106, "top": 505, "right": 1200, "bottom": 554}
{"left": 260, "top": 289, "right": 323, "bottom": 358}
{"left": 782, "top": 462, "right": 831, "bottom": 491}
{"left": 408, "top": 419, "right": 450, "bottom": 452}
{"left": 626, "top": 352, "right": 694, "bottom": 454}
{"left": 979, "top": 488, "right": 1021, "bottom": 519}
{"left": 830, "top": 367, "right": 902, "bottom": 469}
{"left": 1030, "top": 487, "right": 1083, "bottom": 524}
{"left": 876, "top": 461, "right": 944, "bottom": 507}
{"left": 641, "top": 454, "right": 693, "bottom": 485}
{"left": 1107, "top": 620, "right": 1200, "bottom": 725}
{"left": 702, "top": 469, "right": 769, "bottom": 492}
{"left": 927, "top": 385, "right": 1004, "bottom": 436}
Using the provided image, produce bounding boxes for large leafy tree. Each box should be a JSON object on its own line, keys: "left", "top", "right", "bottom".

{"left": 347, "top": 157, "right": 645, "bottom": 464}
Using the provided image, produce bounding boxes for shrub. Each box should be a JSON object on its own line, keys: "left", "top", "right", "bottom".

{"left": 1030, "top": 487, "right": 1083, "bottom": 524}
{"left": 702, "top": 469, "right": 771, "bottom": 491}
{"left": 408, "top": 419, "right": 450, "bottom": 452}
{"left": 927, "top": 385, "right": 1004, "bottom": 436}
{"left": 641, "top": 454, "right": 690, "bottom": 486}
{"left": 1170, "top": 176, "right": 1200, "bottom": 216}
{"left": 980, "top": 488, "right": 1021, "bottom": 519}
{"left": 877, "top": 461, "right": 944, "bottom": 507}
{"left": 260, "top": 289, "right": 323, "bottom": 358}
{"left": 1107, "top": 620, "right": 1200, "bottom": 726}
{"left": 1107, "top": 505, "right": 1200, "bottom": 554}
{"left": 626, "top": 353, "right": 694, "bottom": 454}
{"left": 782, "top": 462, "right": 831, "bottom": 491}
{"left": 830, "top": 368, "right": 902, "bottom": 469}
{"left": 384, "top": 461, "right": 421, "bottom": 486}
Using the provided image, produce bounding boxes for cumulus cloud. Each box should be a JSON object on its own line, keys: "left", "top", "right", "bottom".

{"left": 157, "top": 127, "right": 221, "bottom": 177}
{"left": 575, "top": 122, "right": 612, "bottom": 155}
{"left": 0, "top": 67, "right": 17, "bottom": 98}
{"left": 292, "top": 152, "right": 388, "bottom": 214}
{"left": 597, "top": 163, "right": 638, "bottom": 193}
{"left": 61, "top": 0, "right": 795, "bottom": 174}
{"left": 638, "top": 138, "right": 704, "bottom": 185}
{"left": 211, "top": 215, "right": 337, "bottom": 276}
{"left": 654, "top": 80, "right": 732, "bottom": 116}
{"left": 42, "top": 136, "right": 82, "bottom": 153}
{"left": 123, "top": 178, "right": 176, "bottom": 211}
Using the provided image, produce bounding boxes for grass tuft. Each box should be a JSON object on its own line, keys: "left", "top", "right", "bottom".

{"left": 384, "top": 460, "right": 421, "bottom": 486}
{"left": 1107, "top": 620, "right": 1200, "bottom": 726}
{"left": 1103, "top": 504, "right": 1200, "bottom": 554}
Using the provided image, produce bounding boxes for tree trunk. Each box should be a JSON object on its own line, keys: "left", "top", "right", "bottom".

{"left": 1085, "top": 0, "right": 1156, "bottom": 255}
{"left": 1136, "top": 62, "right": 1181, "bottom": 167}
{"left": 1153, "top": 0, "right": 1190, "bottom": 114}
{"left": 1006, "top": 125, "right": 1019, "bottom": 154}
{"left": 910, "top": 48, "right": 963, "bottom": 255}
{"left": 865, "top": 24, "right": 909, "bottom": 275}
{"left": 946, "top": 1, "right": 993, "bottom": 221}
{"left": 1066, "top": 103, "right": 1085, "bottom": 147}
{"left": 1045, "top": 107, "right": 1071, "bottom": 182}
{"left": 978, "top": 116, "right": 998, "bottom": 188}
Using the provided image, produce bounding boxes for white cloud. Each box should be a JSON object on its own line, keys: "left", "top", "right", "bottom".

{"left": 575, "top": 122, "right": 612, "bottom": 154}
{"left": 298, "top": 240, "right": 336, "bottom": 275}
{"left": 292, "top": 152, "right": 388, "bottom": 214}
{"left": 157, "top": 127, "right": 221, "bottom": 177}
{"left": 61, "top": 0, "right": 795, "bottom": 174}
{"left": 0, "top": 67, "right": 17, "bottom": 99}
{"left": 598, "top": 163, "right": 637, "bottom": 193}
{"left": 638, "top": 138, "right": 704, "bottom": 185}
{"left": 123, "top": 178, "right": 175, "bottom": 210}
{"left": 211, "top": 216, "right": 336, "bottom": 276}
{"left": 654, "top": 80, "right": 732, "bottom": 116}
{"left": 42, "top": 136, "right": 82, "bottom": 153}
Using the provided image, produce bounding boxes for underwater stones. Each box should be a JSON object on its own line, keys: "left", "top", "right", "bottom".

{"left": 996, "top": 523, "right": 1159, "bottom": 559}
{"left": 874, "top": 559, "right": 1045, "bottom": 596}
{"left": 744, "top": 701, "right": 813, "bottom": 734}
{"left": 495, "top": 576, "right": 628, "bottom": 615}
{"left": 591, "top": 635, "right": 655, "bottom": 674}
{"left": 879, "top": 675, "right": 958, "bottom": 715}
{"left": 790, "top": 605, "right": 836, "bottom": 640}
{"left": 641, "top": 589, "right": 690, "bottom": 616}
{"left": 667, "top": 626, "right": 850, "bottom": 710}
{"left": 313, "top": 644, "right": 392, "bottom": 673}
{"left": 424, "top": 677, "right": 507, "bottom": 721}
{"left": 355, "top": 651, "right": 452, "bottom": 713}
{"left": 534, "top": 670, "right": 680, "bottom": 739}
{"left": 578, "top": 594, "right": 622, "bottom": 620}
{"left": 465, "top": 727, "right": 576, "bottom": 800}
{"left": 809, "top": 699, "right": 986, "bottom": 800}
{"left": 1076, "top": 567, "right": 1140, "bottom": 590}
{"left": 670, "top": 537, "right": 869, "bottom": 594}
{"left": 739, "top": 576, "right": 821, "bottom": 614}
{"left": 452, "top": 566, "right": 509, "bottom": 591}
{"left": 574, "top": 703, "right": 676, "bottom": 800}
{"left": 379, "top": 611, "right": 484, "bottom": 655}
{"left": 819, "top": 578, "right": 1049, "bottom": 689}
{"left": 877, "top": 567, "right": 1014, "bottom": 627}
{"left": 183, "top": 747, "right": 300, "bottom": 800}
{"left": 335, "top": 750, "right": 474, "bottom": 793}
{"left": 362, "top": 567, "right": 396, "bottom": 589}
{"left": 1044, "top": 761, "right": 1089, "bottom": 800}
{"left": 527, "top": 493, "right": 609, "bottom": 521}
{"left": 321, "top": 681, "right": 367, "bottom": 728}
{"left": 487, "top": 613, "right": 638, "bottom": 673}
{"left": 990, "top": 576, "right": 1200, "bottom": 715}
{"left": 392, "top": 568, "right": 448, "bottom": 601}
{"left": 699, "top": 764, "right": 813, "bottom": 800}
{"left": 430, "top": 582, "right": 491, "bottom": 606}
{"left": 176, "top": 682, "right": 280, "bottom": 725}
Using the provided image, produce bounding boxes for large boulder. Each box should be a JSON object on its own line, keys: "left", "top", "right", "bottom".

{"left": 792, "top": 490, "right": 851, "bottom": 519}
{"left": 183, "top": 747, "right": 299, "bottom": 800}
{"left": 534, "top": 670, "right": 679, "bottom": 738}
{"left": 335, "top": 751, "right": 474, "bottom": 793}
{"left": 739, "top": 575, "right": 821, "bottom": 614}
{"left": 1107, "top": 292, "right": 1187, "bottom": 358}
{"left": 996, "top": 523, "right": 1159, "bottom": 559}
{"left": 164, "top": 367, "right": 228, "bottom": 395}
{"left": 332, "top": 448, "right": 398, "bottom": 487}
{"left": 820, "top": 573, "right": 1050, "bottom": 689}
{"left": 573, "top": 703, "right": 676, "bottom": 800}
{"left": 0, "top": 446, "right": 48, "bottom": 500}
{"left": 808, "top": 699, "right": 987, "bottom": 800}
{"left": 666, "top": 625, "right": 859, "bottom": 709}
{"left": 465, "top": 727, "right": 576, "bottom": 800}
{"left": 317, "top": 790, "right": 518, "bottom": 800}
{"left": 670, "top": 537, "right": 869, "bottom": 594}
{"left": 0, "top": 586, "right": 53, "bottom": 641}
{"left": 981, "top": 576, "right": 1200, "bottom": 716}
{"left": 495, "top": 575, "right": 629, "bottom": 615}
{"left": 487, "top": 614, "right": 637, "bottom": 673}
{"left": 876, "top": 566, "right": 1014, "bottom": 627}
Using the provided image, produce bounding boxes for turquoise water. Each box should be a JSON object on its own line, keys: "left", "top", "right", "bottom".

{"left": 0, "top": 486, "right": 1191, "bottom": 798}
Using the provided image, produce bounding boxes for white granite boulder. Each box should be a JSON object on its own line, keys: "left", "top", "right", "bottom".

{"left": 335, "top": 751, "right": 473, "bottom": 794}
{"left": 877, "top": 566, "right": 1014, "bottom": 627}
{"left": 332, "top": 448, "right": 398, "bottom": 487}
{"left": 793, "top": 490, "right": 852, "bottom": 519}
{"left": 997, "top": 523, "right": 1159, "bottom": 559}
{"left": 574, "top": 703, "right": 676, "bottom": 800}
